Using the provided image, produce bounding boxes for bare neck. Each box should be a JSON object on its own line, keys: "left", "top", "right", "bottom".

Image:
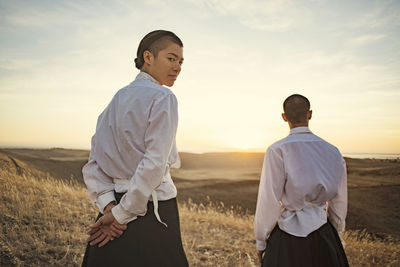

{"left": 288, "top": 122, "right": 309, "bottom": 129}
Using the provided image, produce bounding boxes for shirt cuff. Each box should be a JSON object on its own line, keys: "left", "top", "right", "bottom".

{"left": 96, "top": 191, "right": 116, "bottom": 213}
{"left": 256, "top": 239, "right": 267, "bottom": 251}
{"left": 111, "top": 203, "right": 137, "bottom": 225}
{"left": 329, "top": 216, "right": 345, "bottom": 233}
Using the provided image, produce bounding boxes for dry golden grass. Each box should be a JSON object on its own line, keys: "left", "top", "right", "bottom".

{"left": 180, "top": 199, "right": 257, "bottom": 266}
{"left": 0, "top": 167, "right": 97, "bottom": 266}
{"left": 1, "top": 167, "right": 399, "bottom": 266}
{"left": 342, "top": 231, "right": 400, "bottom": 266}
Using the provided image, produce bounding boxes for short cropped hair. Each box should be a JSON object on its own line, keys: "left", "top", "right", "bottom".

{"left": 283, "top": 94, "right": 310, "bottom": 124}
{"left": 134, "top": 30, "right": 183, "bottom": 69}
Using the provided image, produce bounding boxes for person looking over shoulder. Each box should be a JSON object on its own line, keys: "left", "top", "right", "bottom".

{"left": 254, "top": 94, "right": 349, "bottom": 267}
{"left": 81, "top": 30, "right": 188, "bottom": 267}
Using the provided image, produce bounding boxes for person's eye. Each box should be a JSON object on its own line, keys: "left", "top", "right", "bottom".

{"left": 168, "top": 57, "right": 175, "bottom": 62}
{"left": 179, "top": 61, "right": 183, "bottom": 65}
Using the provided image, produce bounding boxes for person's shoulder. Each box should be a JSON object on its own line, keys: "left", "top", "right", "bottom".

{"left": 311, "top": 133, "right": 342, "bottom": 155}
{"left": 311, "top": 132, "right": 334, "bottom": 146}
{"left": 266, "top": 136, "right": 289, "bottom": 153}
{"left": 132, "top": 79, "right": 174, "bottom": 97}
{"left": 270, "top": 134, "right": 291, "bottom": 148}
{"left": 112, "top": 81, "right": 176, "bottom": 108}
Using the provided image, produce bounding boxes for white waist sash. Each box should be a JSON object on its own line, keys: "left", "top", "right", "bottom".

{"left": 278, "top": 203, "right": 327, "bottom": 237}
{"left": 112, "top": 173, "right": 171, "bottom": 228}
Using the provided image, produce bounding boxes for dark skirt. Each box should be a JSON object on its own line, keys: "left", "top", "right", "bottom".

{"left": 82, "top": 193, "right": 188, "bottom": 267}
{"left": 262, "top": 221, "right": 349, "bottom": 267}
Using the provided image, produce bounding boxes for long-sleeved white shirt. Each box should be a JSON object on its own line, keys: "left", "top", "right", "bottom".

{"left": 82, "top": 71, "right": 180, "bottom": 225}
{"left": 254, "top": 126, "right": 347, "bottom": 251}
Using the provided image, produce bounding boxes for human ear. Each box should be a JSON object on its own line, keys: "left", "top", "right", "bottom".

{"left": 143, "top": 50, "right": 154, "bottom": 65}
{"left": 282, "top": 113, "right": 288, "bottom": 122}
{"left": 308, "top": 110, "right": 312, "bottom": 120}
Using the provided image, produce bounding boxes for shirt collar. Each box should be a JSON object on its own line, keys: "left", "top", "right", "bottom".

{"left": 289, "top": 126, "right": 312, "bottom": 135}
{"left": 135, "top": 71, "right": 160, "bottom": 85}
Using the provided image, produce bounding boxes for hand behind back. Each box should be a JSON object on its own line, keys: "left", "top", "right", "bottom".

{"left": 87, "top": 203, "right": 127, "bottom": 247}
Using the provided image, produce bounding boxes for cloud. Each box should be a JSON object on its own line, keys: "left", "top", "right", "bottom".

{"left": 2, "top": 2, "right": 83, "bottom": 28}
{"left": 347, "top": 34, "right": 386, "bottom": 47}
{"left": 1, "top": 0, "right": 145, "bottom": 30}
{"left": 185, "top": 0, "right": 312, "bottom": 31}
{"left": 368, "top": 89, "right": 400, "bottom": 97}
{"left": 349, "top": 1, "right": 400, "bottom": 29}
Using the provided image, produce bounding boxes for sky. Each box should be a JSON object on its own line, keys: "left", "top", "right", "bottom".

{"left": 0, "top": 0, "right": 399, "bottom": 154}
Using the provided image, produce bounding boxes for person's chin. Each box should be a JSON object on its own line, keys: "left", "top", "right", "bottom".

{"left": 165, "top": 80, "right": 175, "bottom": 87}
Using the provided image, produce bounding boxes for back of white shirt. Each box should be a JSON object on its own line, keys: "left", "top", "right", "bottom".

{"left": 83, "top": 72, "right": 179, "bottom": 224}
{"left": 254, "top": 127, "right": 347, "bottom": 251}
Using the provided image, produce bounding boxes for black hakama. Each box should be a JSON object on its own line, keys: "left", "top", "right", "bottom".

{"left": 82, "top": 193, "right": 188, "bottom": 267}
{"left": 262, "top": 221, "right": 349, "bottom": 267}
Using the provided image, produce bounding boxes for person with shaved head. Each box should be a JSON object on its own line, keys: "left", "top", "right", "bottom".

{"left": 255, "top": 94, "right": 349, "bottom": 267}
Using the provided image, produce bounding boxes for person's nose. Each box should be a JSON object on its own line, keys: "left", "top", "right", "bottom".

{"left": 174, "top": 62, "right": 181, "bottom": 73}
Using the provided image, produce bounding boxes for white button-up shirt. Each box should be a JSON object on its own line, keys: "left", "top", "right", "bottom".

{"left": 83, "top": 72, "right": 180, "bottom": 225}
{"left": 254, "top": 126, "right": 347, "bottom": 251}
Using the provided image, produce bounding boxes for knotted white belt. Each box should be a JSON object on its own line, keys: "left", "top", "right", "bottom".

{"left": 112, "top": 173, "right": 171, "bottom": 228}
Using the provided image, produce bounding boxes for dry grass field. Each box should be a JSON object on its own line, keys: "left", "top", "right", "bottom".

{"left": 0, "top": 149, "right": 399, "bottom": 266}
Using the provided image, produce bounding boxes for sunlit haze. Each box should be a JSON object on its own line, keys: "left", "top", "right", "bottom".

{"left": 1, "top": 0, "right": 399, "bottom": 154}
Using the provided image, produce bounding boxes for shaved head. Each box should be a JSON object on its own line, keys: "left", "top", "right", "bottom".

{"left": 283, "top": 94, "right": 310, "bottom": 124}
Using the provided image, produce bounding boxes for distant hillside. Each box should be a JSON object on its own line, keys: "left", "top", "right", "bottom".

{"left": 0, "top": 148, "right": 89, "bottom": 160}
{"left": 0, "top": 149, "right": 266, "bottom": 181}
{"left": 0, "top": 148, "right": 88, "bottom": 184}
{"left": 179, "top": 152, "right": 264, "bottom": 169}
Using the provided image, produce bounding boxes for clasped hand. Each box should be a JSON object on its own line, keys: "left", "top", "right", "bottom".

{"left": 87, "top": 203, "right": 127, "bottom": 247}
{"left": 257, "top": 250, "right": 265, "bottom": 264}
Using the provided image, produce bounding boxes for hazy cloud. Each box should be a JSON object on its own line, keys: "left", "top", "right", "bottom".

{"left": 349, "top": 1, "right": 400, "bottom": 29}
{"left": 185, "top": 0, "right": 312, "bottom": 31}
{"left": 347, "top": 34, "right": 386, "bottom": 47}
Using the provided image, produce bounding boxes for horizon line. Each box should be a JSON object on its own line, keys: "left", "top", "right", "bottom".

{"left": 1, "top": 146, "right": 399, "bottom": 156}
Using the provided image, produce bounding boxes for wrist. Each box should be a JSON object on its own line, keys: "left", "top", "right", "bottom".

{"left": 104, "top": 201, "right": 117, "bottom": 214}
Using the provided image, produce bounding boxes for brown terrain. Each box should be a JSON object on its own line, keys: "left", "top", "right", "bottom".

{"left": 0, "top": 148, "right": 399, "bottom": 266}
{"left": 174, "top": 152, "right": 400, "bottom": 240}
